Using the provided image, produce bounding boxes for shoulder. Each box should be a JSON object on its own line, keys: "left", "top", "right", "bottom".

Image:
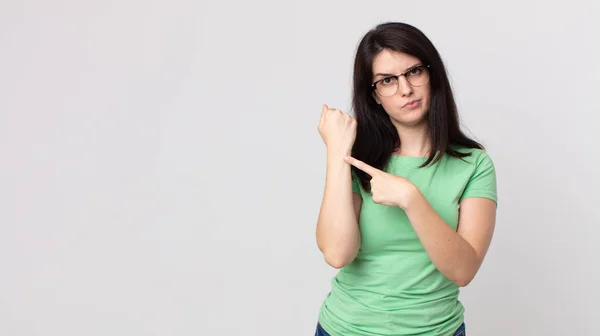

{"left": 453, "top": 146, "right": 493, "bottom": 161}
{"left": 446, "top": 146, "right": 495, "bottom": 170}
{"left": 450, "top": 147, "right": 498, "bottom": 203}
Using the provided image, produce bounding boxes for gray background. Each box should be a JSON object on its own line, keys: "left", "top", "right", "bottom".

{"left": 1, "top": 0, "right": 599, "bottom": 335}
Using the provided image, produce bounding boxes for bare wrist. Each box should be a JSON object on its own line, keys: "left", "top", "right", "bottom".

{"left": 327, "top": 149, "right": 350, "bottom": 161}
{"left": 401, "top": 184, "right": 422, "bottom": 211}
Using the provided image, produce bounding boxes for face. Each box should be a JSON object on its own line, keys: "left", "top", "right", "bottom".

{"left": 371, "top": 49, "right": 431, "bottom": 128}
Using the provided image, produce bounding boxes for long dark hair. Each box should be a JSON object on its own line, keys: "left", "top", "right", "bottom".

{"left": 351, "top": 22, "right": 484, "bottom": 191}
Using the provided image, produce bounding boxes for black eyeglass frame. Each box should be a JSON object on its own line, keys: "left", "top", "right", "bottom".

{"left": 371, "top": 64, "right": 431, "bottom": 96}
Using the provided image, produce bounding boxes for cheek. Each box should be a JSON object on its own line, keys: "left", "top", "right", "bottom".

{"left": 379, "top": 96, "right": 401, "bottom": 110}
{"left": 422, "top": 87, "right": 431, "bottom": 101}
{"left": 417, "top": 88, "right": 431, "bottom": 108}
{"left": 380, "top": 101, "right": 399, "bottom": 115}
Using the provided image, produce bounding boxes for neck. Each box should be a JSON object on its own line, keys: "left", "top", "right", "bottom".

{"left": 393, "top": 122, "right": 431, "bottom": 157}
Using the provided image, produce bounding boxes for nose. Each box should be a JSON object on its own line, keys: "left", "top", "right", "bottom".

{"left": 397, "top": 76, "right": 413, "bottom": 96}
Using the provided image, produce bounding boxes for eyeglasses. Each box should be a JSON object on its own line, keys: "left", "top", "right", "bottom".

{"left": 371, "top": 64, "right": 431, "bottom": 97}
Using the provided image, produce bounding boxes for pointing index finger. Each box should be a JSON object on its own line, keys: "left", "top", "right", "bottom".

{"left": 344, "top": 156, "right": 379, "bottom": 176}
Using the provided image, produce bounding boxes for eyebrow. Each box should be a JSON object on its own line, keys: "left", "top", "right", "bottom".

{"left": 374, "top": 63, "right": 423, "bottom": 78}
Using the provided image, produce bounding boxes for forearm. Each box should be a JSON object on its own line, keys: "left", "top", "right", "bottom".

{"left": 316, "top": 154, "right": 360, "bottom": 268}
{"left": 404, "top": 191, "right": 479, "bottom": 286}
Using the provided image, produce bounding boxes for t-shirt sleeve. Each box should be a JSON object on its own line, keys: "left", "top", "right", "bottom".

{"left": 351, "top": 172, "right": 362, "bottom": 195}
{"left": 460, "top": 151, "right": 498, "bottom": 204}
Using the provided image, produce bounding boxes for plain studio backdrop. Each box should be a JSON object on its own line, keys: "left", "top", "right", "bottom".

{"left": 1, "top": 0, "right": 599, "bottom": 335}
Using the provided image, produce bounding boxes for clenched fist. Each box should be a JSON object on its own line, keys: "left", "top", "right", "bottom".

{"left": 318, "top": 104, "right": 357, "bottom": 157}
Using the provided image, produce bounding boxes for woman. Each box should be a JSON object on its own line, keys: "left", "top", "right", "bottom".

{"left": 315, "top": 22, "right": 497, "bottom": 336}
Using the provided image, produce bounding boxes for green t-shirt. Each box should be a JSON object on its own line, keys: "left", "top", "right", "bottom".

{"left": 318, "top": 147, "right": 497, "bottom": 336}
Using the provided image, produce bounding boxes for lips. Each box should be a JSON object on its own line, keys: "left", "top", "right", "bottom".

{"left": 403, "top": 99, "right": 421, "bottom": 109}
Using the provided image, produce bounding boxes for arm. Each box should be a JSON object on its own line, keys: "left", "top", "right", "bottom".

{"left": 404, "top": 194, "right": 496, "bottom": 287}
{"left": 404, "top": 153, "right": 497, "bottom": 287}
{"left": 316, "top": 154, "right": 362, "bottom": 269}
{"left": 343, "top": 151, "right": 497, "bottom": 285}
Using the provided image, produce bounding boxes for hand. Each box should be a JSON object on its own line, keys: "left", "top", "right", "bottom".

{"left": 318, "top": 104, "right": 357, "bottom": 157}
{"left": 344, "top": 155, "right": 418, "bottom": 209}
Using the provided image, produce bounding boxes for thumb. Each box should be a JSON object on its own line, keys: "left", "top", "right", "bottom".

{"left": 319, "top": 104, "right": 328, "bottom": 126}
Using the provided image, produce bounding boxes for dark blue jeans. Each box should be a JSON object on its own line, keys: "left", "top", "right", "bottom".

{"left": 315, "top": 322, "right": 466, "bottom": 336}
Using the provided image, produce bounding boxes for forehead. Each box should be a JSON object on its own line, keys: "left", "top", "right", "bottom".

{"left": 372, "top": 49, "right": 422, "bottom": 75}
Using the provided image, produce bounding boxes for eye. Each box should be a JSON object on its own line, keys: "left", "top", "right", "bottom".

{"left": 381, "top": 77, "right": 394, "bottom": 85}
{"left": 409, "top": 67, "right": 422, "bottom": 75}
